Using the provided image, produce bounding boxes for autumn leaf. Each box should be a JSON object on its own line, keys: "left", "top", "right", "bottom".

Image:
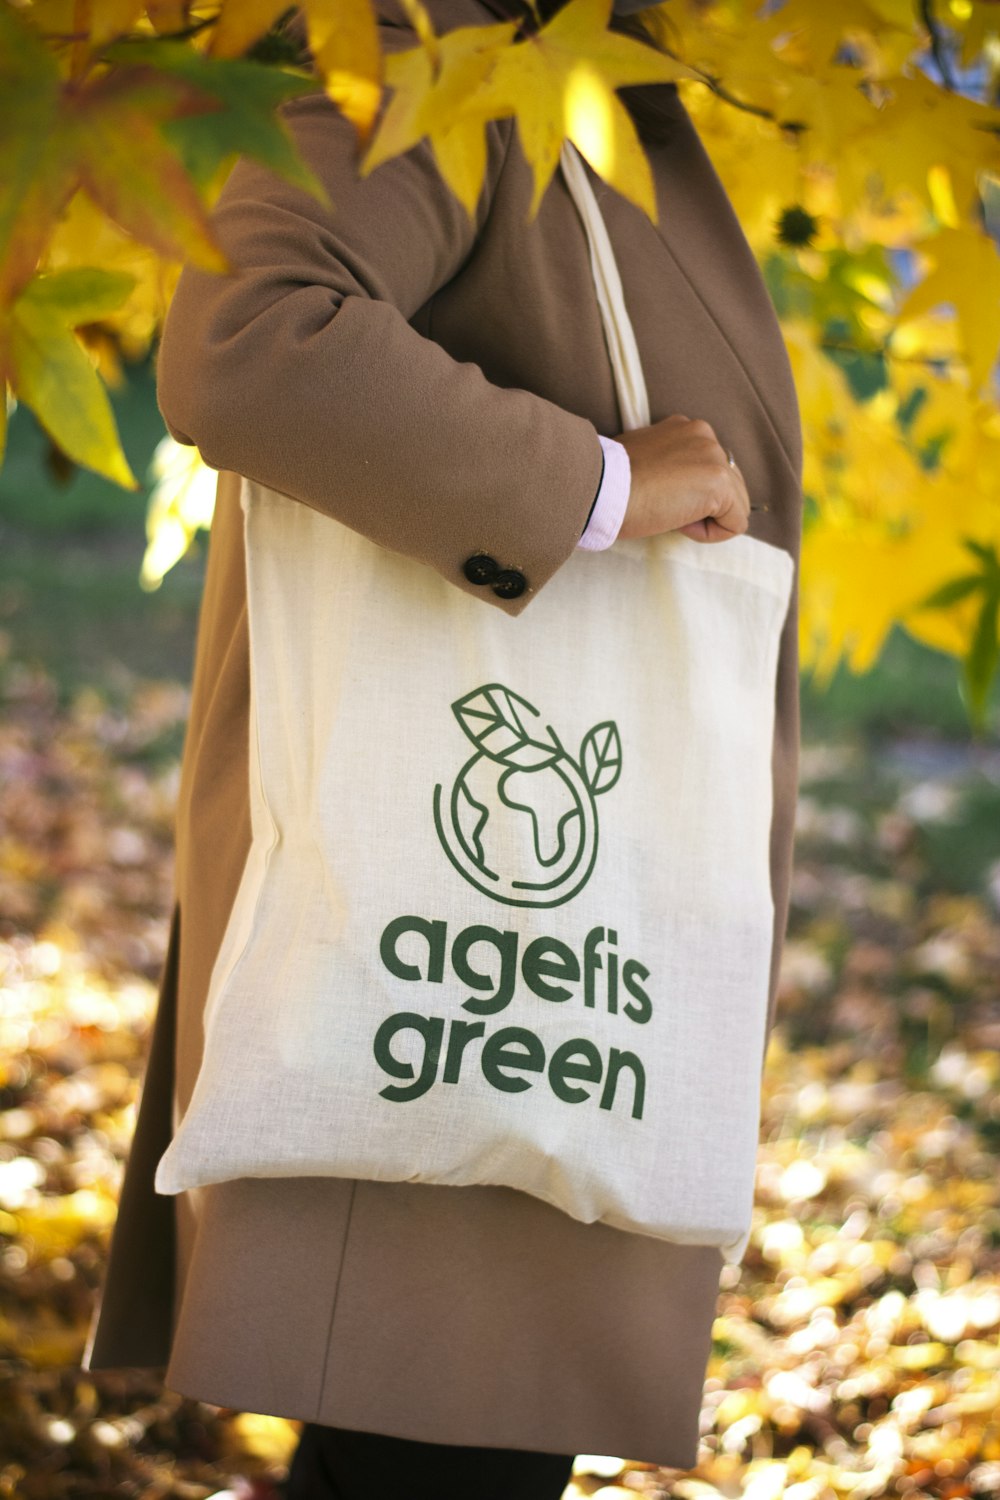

{"left": 102, "top": 39, "right": 330, "bottom": 200}
{"left": 771, "top": 0, "right": 921, "bottom": 74}
{"left": 304, "top": 0, "right": 384, "bottom": 144}
{"left": 359, "top": 18, "right": 518, "bottom": 214}
{"left": 469, "top": 0, "right": 698, "bottom": 218}
{"left": 955, "top": 0, "right": 1000, "bottom": 69}
{"left": 206, "top": 0, "right": 292, "bottom": 58}
{"left": 1, "top": 267, "right": 139, "bottom": 485}
{"left": 862, "top": 72, "right": 1000, "bottom": 217}
{"left": 64, "top": 68, "right": 235, "bottom": 274}
{"left": 895, "top": 227, "right": 1000, "bottom": 392}
{"left": 140, "top": 434, "right": 219, "bottom": 589}
{"left": 13, "top": 265, "right": 137, "bottom": 326}
{"left": 0, "top": 7, "right": 72, "bottom": 305}
{"left": 81, "top": 0, "right": 147, "bottom": 50}
{"left": 146, "top": 0, "right": 191, "bottom": 34}
{"left": 0, "top": 17, "right": 235, "bottom": 305}
{"left": 209, "top": 0, "right": 383, "bottom": 143}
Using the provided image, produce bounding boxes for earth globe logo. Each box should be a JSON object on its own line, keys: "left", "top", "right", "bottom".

{"left": 432, "top": 683, "right": 622, "bottom": 909}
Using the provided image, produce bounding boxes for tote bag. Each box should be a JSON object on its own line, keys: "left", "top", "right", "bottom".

{"left": 154, "top": 140, "right": 794, "bottom": 1267}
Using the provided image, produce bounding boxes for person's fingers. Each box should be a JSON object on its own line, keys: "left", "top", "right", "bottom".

{"left": 726, "top": 457, "right": 752, "bottom": 516}
{"left": 680, "top": 450, "right": 750, "bottom": 544}
{"left": 683, "top": 418, "right": 751, "bottom": 533}
{"left": 615, "top": 414, "right": 755, "bottom": 544}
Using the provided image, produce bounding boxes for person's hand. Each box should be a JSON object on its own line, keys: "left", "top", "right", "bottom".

{"left": 614, "top": 414, "right": 751, "bottom": 544}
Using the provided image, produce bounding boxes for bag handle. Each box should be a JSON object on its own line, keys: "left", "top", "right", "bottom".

{"left": 558, "top": 140, "right": 651, "bottom": 434}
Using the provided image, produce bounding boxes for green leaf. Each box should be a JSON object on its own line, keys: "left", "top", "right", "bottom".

{"left": 961, "top": 536, "right": 1000, "bottom": 577}
{"left": 0, "top": 8, "right": 68, "bottom": 301}
{"left": 17, "top": 268, "right": 137, "bottom": 324}
{"left": 918, "top": 573, "right": 984, "bottom": 610}
{"left": 961, "top": 588, "right": 1000, "bottom": 734}
{"left": 8, "top": 299, "right": 138, "bottom": 490}
{"left": 452, "top": 684, "right": 562, "bottom": 769}
{"left": 580, "top": 720, "right": 622, "bottom": 795}
{"left": 103, "top": 40, "right": 331, "bottom": 203}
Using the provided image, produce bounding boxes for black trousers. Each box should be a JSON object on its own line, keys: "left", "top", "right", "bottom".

{"left": 285, "top": 1421, "right": 577, "bottom": 1500}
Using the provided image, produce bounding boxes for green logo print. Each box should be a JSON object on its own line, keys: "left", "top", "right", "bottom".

{"left": 432, "top": 683, "right": 622, "bottom": 909}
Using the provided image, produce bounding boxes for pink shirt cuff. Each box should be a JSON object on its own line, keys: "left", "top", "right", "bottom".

{"left": 577, "top": 435, "right": 631, "bottom": 551}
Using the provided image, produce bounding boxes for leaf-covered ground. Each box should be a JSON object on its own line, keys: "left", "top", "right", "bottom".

{"left": 1, "top": 638, "right": 999, "bottom": 1498}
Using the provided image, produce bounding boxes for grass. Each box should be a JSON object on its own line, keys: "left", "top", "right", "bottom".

{"left": 801, "top": 625, "right": 1000, "bottom": 743}
{"left": 0, "top": 355, "right": 205, "bottom": 688}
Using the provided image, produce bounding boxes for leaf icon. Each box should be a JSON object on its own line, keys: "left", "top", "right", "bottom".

{"left": 580, "top": 721, "right": 622, "bottom": 795}
{"left": 452, "top": 683, "right": 562, "bottom": 769}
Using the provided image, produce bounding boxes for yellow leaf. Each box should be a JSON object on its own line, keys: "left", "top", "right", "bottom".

{"left": 6, "top": 273, "right": 139, "bottom": 488}
{"left": 783, "top": 318, "right": 858, "bottom": 429}
{"left": 769, "top": 0, "right": 918, "bottom": 72}
{"left": 564, "top": 65, "right": 655, "bottom": 211}
{"left": 208, "top": 0, "right": 287, "bottom": 59}
{"left": 141, "top": 434, "right": 218, "bottom": 587}
{"left": 211, "top": 0, "right": 383, "bottom": 141}
{"left": 15, "top": 1188, "right": 118, "bottom": 1261}
{"left": 87, "top": 0, "right": 146, "bottom": 49}
{"left": 20, "top": 264, "right": 137, "bottom": 323}
{"left": 229, "top": 1413, "right": 301, "bottom": 1464}
{"left": 956, "top": 1, "right": 1000, "bottom": 68}
{"left": 472, "top": 0, "right": 697, "bottom": 219}
{"left": 674, "top": 3, "right": 801, "bottom": 118}
{"left": 772, "top": 67, "right": 884, "bottom": 209}
{"left": 430, "top": 113, "right": 490, "bottom": 218}
{"left": 302, "top": 0, "right": 384, "bottom": 143}
{"left": 860, "top": 72, "right": 1000, "bottom": 217}
{"left": 396, "top": 0, "right": 439, "bottom": 57}
{"left": 896, "top": 226, "right": 1000, "bottom": 392}
{"left": 42, "top": 187, "right": 183, "bottom": 362}
{"left": 360, "top": 17, "right": 516, "bottom": 216}
{"left": 146, "top": 0, "right": 191, "bottom": 34}
{"left": 681, "top": 85, "right": 816, "bottom": 244}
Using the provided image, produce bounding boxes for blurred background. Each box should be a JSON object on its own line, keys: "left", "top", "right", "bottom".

{"left": 3, "top": 0, "right": 1000, "bottom": 1492}
{"left": 1, "top": 343, "right": 999, "bottom": 1498}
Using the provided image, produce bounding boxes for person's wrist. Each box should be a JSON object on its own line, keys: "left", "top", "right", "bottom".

{"left": 577, "top": 435, "right": 631, "bottom": 551}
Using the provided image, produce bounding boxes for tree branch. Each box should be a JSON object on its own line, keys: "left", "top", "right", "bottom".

{"left": 918, "top": 0, "right": 957, "bottom": 92}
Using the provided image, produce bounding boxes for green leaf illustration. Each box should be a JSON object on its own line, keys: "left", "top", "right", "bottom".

{"left": 580, "top": 721, "right": 622, "bottom": 795}
{"left": 451, "top": 683, "right": 562, "bottom": 769}
{"left": 455, "top": 773, "right": 490, "bottom": 869}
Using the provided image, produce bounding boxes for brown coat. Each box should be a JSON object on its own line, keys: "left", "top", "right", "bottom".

{"left": 83, "top": 0, "right": 803, "bottom": 1469}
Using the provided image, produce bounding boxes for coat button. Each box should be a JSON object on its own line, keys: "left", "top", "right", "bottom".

{"left": 492, "top": 568, "right": 527, "bottom": 600}
{"left": 463, "top": 553, "right": 499, "bottom": 585}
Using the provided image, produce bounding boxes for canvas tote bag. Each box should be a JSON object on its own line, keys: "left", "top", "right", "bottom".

{"left": 154, "top": 140, "right": 794, "bottom": 1266}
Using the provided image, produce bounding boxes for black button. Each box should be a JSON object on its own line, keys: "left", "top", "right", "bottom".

{"left": 492, "top": 568, "right": 527, "bottom": 600}
{"left": 463, "top": 553, "right": 499, "bottom": 585}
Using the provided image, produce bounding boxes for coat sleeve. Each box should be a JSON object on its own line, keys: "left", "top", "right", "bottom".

{"left": 154, "top": 50, "right": 606, "bottom": 618}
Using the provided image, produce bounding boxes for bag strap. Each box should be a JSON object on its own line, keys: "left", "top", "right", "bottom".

{"left": 558, "top": 140, "right": 651, "bottom": 434}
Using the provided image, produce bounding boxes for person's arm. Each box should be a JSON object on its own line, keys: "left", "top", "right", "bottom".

{"left": 155, "top": 32, "right": 604, "bottom": 618}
